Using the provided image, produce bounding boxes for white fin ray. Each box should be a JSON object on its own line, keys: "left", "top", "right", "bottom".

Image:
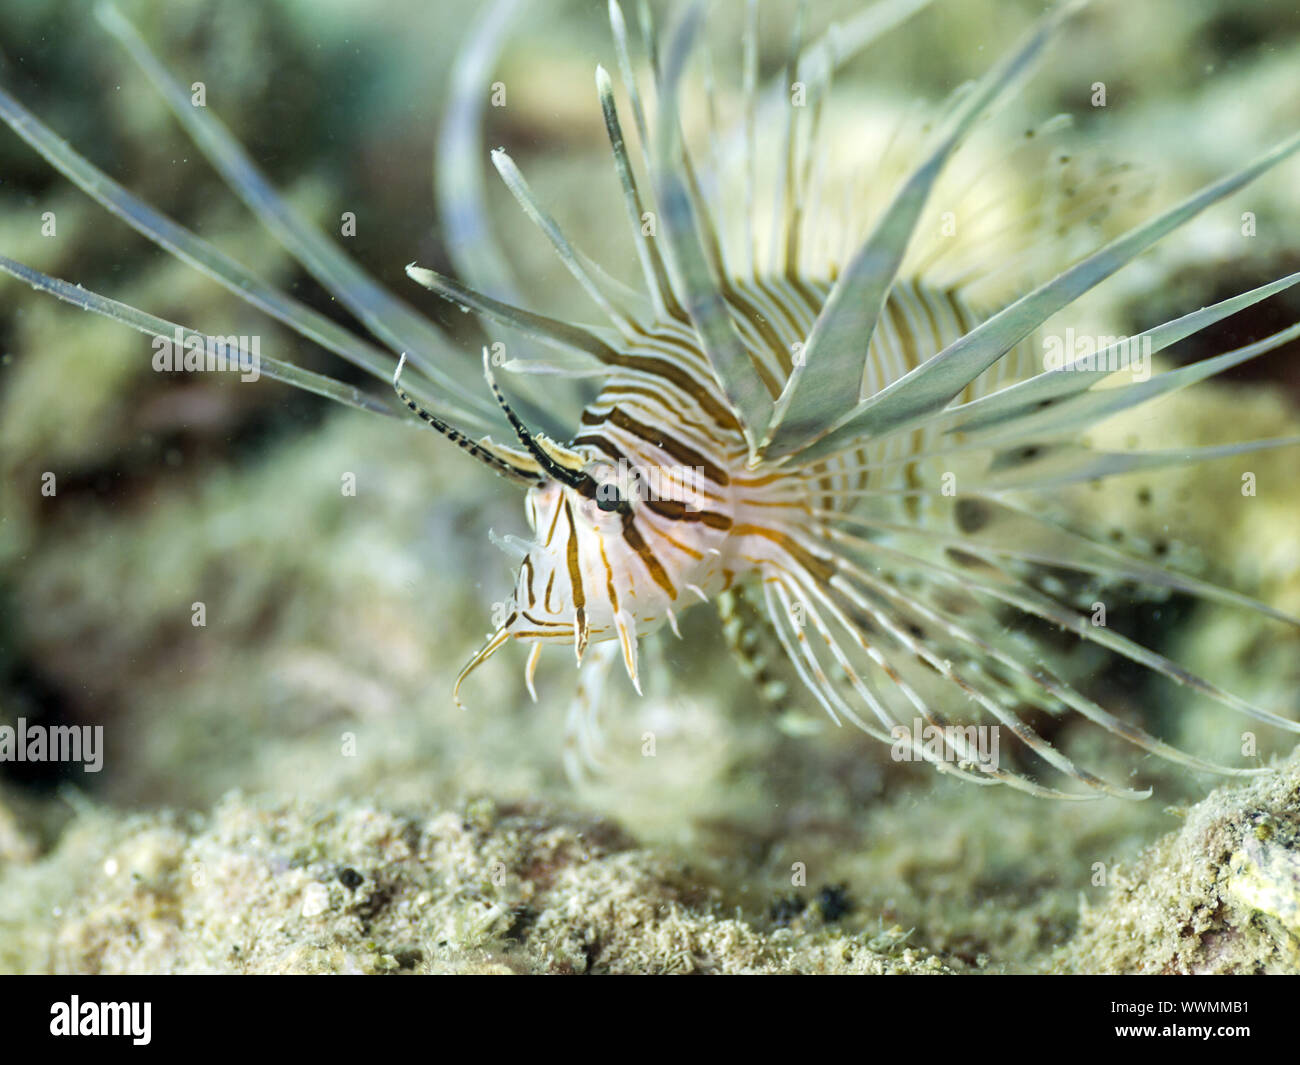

{"left": 405, "top": 264, "right": 619, "bottom": 365}
{"left": 596, "top": 63, "right": 679, "bottom": 321}
{"left": 965, "top": 321, "right": 1300, "bottom": 449}
{"left": 782, "top": 544, "right": 1131, "bottom": 798}
{"left": 490, "top": 149, "right": 640, "bottom": 332}
{"left": 765, "top": 578, "right": 1020, "bottom": 789}
{"left": 762, "top": 4, "right": 1075, "bottom": 459}
{"left": 825, "top": 532, "right": 1259, "bottom": 781}
{"left": 437, "top": 0, "right": 527, "bottom": 306}
{"left": 524, "top": 641, "right": 543, "bottom": 703}
{"left": 709, "top": 0, "right": 937, "bottom": 188}
{"left": 817, "top": 503, "right": 1300, "bottom": 631}
{"left": 981, "top": 435, "right": 1300, "bottom": 492}
{"left": 0, "top": 254, "right": 393, "bottom": 417}
{"left": 437, "top": 0, "right": 595, "bottom": 423}
{"left": 785, "top": 128, "right": 1300, "bottom": 464}
{"left": 614, "top": 611, "right": 642, "bottom": 694}
{"left": 96, "top": 3, "right": 499, "bottom": 425}
{"left": 0, "top": 81, "right": 416, "bottom": 404}
{"left": 822, "top": 522, "right": 1300, "bottom": 737}
{"left": 651, "top": 2, "right": 774, "bottom": 456}
{"left": 946, "top": 273, "right": 1300, "bottom": 439}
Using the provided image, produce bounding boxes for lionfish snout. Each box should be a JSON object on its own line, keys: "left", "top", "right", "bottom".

{"left": 456, "top": 472, "right": 696, "bottom": 707}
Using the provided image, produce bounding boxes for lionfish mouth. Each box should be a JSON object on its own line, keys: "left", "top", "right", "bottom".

{"left": 1, "top": 0, "right": 1297, "bottom": 799}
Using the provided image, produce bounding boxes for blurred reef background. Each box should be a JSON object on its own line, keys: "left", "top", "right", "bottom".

{"left": 1, "top": 0, "right": 1299, "bottom": 973}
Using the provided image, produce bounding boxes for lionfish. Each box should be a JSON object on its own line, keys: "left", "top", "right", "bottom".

{"left": 2, "top": 0, "right": 1298, "bottom": 798}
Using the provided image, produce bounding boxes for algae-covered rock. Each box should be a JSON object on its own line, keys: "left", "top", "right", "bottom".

{"left": 1059, "top": 751, "right": 1300, "bottom": 973}
{"left": 6, "top": 755, "right": 1297, "bottom": 974}
{"left": 3, "top": 791, "right": 945, "bottom": 974}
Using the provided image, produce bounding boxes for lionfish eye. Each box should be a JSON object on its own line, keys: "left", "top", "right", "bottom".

{"left": 595, "top": 481, "right": 624, "bottom": 512}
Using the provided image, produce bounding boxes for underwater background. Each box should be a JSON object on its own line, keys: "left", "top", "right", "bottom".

{"left": 1, "top": 0, "right": 1299, "bottom": 972}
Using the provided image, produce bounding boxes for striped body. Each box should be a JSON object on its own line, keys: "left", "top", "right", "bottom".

{"left": 500, "top": 269, "right": 1036, "bottom": 716}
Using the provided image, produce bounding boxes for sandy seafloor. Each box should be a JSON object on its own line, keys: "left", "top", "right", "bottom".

{"left": 1, "top": 0, "right": 1299, "bottom": 973}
